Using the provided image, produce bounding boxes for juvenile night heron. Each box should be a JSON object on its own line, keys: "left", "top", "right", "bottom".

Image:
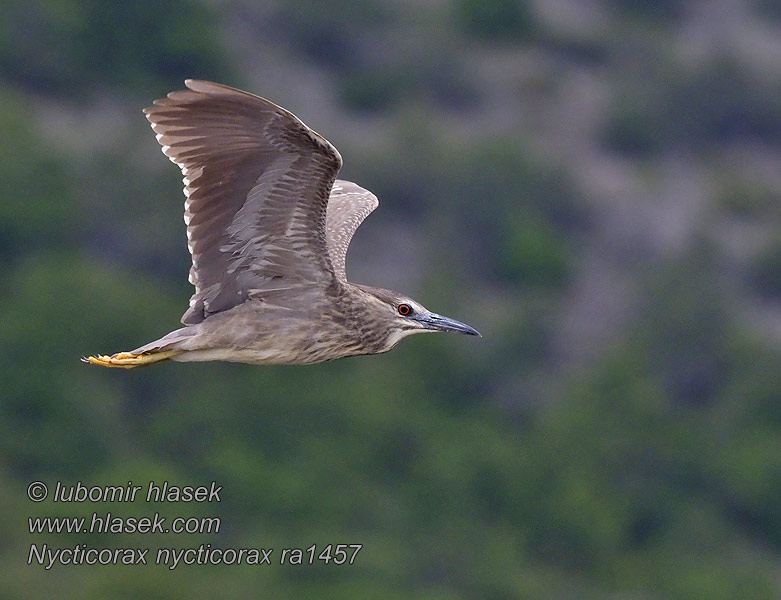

{"left": 84, "top": 80, "right": 479, "bottom": 369}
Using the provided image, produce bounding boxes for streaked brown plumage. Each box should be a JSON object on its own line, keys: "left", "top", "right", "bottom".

{"left": 84, "top": 80, "right": 479, "bottom": 369}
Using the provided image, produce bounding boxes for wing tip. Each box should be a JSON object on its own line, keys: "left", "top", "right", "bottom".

{"left": 184, "top": 79, "right": 243, "bottom": 97}
{"left": 184, "top": 78, "right": 205, "bottom": 91}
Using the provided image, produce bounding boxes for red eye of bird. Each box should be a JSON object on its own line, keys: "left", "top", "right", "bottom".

{"left": 397, "top": 303, "right": 412, "bottom": 316}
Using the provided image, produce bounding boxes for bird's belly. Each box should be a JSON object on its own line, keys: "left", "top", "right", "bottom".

{"left": 170, "top": 347, "right": 297, "bottom": 365}
{"left": 171, "top": 324, "right": 364, "bottom": 365}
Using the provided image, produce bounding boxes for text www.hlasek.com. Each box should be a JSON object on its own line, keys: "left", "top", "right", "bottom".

{"left": 29, "top": 512, "right": 220, "bottom": 535}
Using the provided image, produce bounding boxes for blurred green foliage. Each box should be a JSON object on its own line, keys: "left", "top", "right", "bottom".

{"left": 1, "top": 1, "right": 780, "bottom": 599}
{"left": 271, "top": 1, "right": 391, "bottom": 69}
{"left": 0, "top": 94, "right": 76, "bottom": 258}
{"left": 605, "top": 0, "right": 684, "bottom": 21}
{"left": 603, "top": 57, "right": 781, "bottom": 155}
{"left": 454, "top": 0, "right": 533, "bottom": 41}
{"left": 750, "top": 239, "right": 781, "bottom": 299}
{"left": 0, "top": 0, "right": 228, "bottom": 95}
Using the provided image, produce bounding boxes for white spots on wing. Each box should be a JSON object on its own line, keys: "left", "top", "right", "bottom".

{"left": 324, "top": 181, "right": 379, "bottom": 281}
{"left": 284, "top": 203, "right": 304, "bottom": 238}
{"left": 227, "top": 155, "right": 298, "bottom": 241}
{"left": 183, "top": 213, "right": 191, "bottom": 226}
{"left": 186, "top": 227, "right": 194, "bottom": 254}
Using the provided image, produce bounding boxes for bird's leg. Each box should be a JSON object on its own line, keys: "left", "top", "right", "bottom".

{"left": 81, "top": 350, "right": 182, "bottom": 369}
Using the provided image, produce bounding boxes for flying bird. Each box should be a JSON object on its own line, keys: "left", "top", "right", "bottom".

{"left": 84, "top": 80, "right": 479, "bottom": 369}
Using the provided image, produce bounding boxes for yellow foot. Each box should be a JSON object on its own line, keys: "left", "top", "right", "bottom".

{"left": 81, "top": 350, "right": 182, "bottom": 369}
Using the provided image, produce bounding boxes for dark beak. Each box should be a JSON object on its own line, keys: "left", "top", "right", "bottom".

{"left": 416, "top": 311, "right": 481, "bottom": 337}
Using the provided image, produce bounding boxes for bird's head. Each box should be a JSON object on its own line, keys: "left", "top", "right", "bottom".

{"left": 355, "top": 285, "right": 481, "bottom": 353}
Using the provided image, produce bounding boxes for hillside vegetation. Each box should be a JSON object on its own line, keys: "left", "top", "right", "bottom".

{"left": 1, "top": 1, "right": 780, "bottom": 598}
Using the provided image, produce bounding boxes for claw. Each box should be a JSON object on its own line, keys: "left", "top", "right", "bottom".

{"left": 82, "top": 350, "right": 181, "bottom": 369}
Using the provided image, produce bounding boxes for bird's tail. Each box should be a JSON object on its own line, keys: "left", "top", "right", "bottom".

{"left": 81, "top": 350, "right": 182, "bottom": 369}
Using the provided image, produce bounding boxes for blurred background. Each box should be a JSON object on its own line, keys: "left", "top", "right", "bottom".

{"left": 1, "top": 0, "right": 780, "bottom": 598}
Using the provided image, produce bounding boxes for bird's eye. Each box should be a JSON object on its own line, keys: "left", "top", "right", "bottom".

{"left": 397, "top": 303, "right": 412, "bottom": 316}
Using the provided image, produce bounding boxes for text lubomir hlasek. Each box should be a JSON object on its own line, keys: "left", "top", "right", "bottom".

{"left": 51, "top": 481, "right": 222, "bottom": 503}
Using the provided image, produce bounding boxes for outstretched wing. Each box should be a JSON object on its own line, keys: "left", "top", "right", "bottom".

{"left": 325, "top": 180, "right": 379, "bottom": 282}
{"left": 144, "top": 79, "right": 342, "bottom": 325}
